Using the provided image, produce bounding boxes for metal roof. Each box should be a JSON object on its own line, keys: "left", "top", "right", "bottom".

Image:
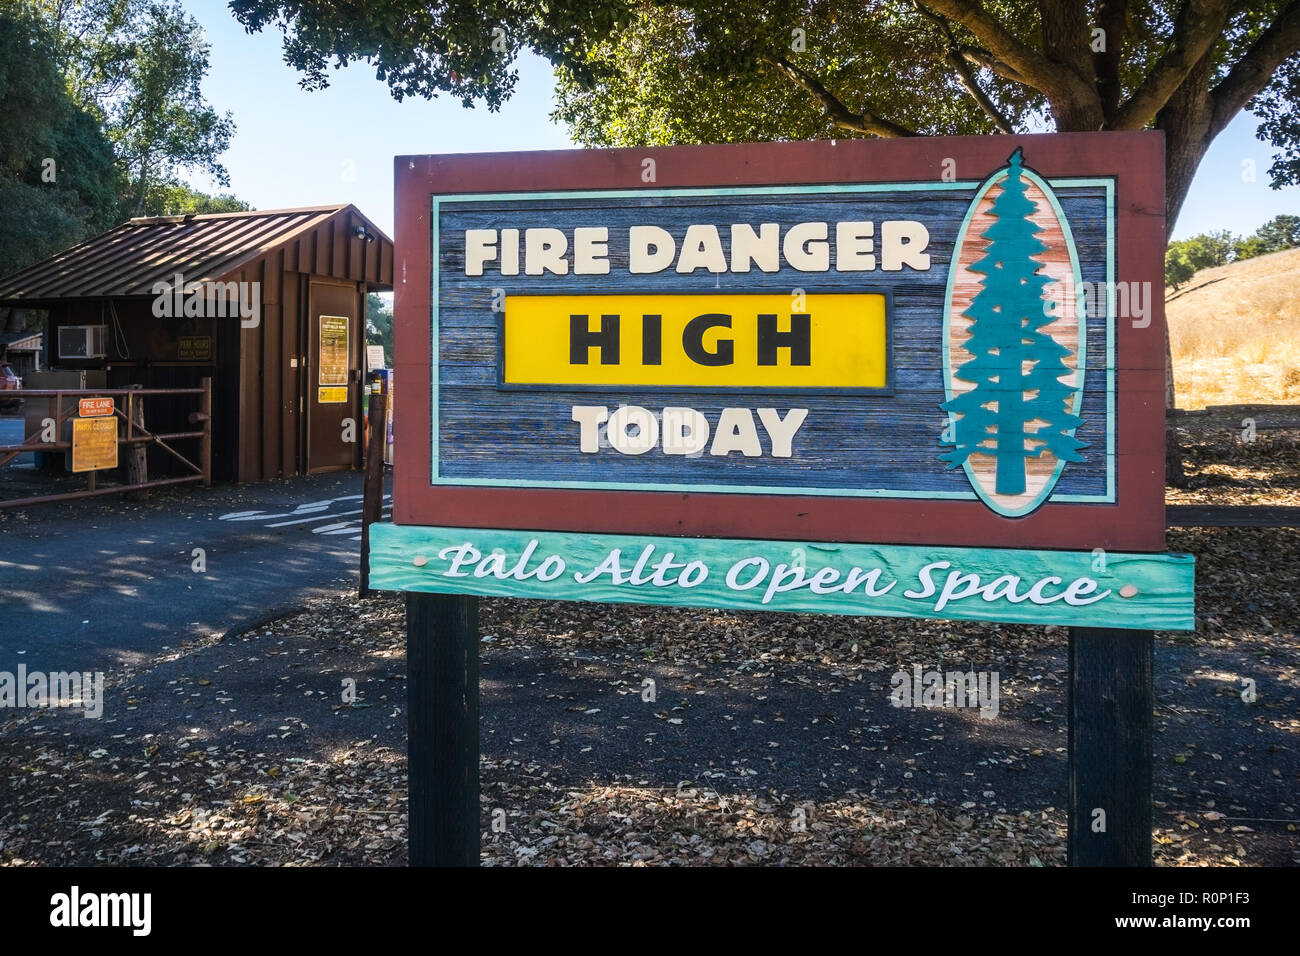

{"left": 0, "top": 204, "right": 392, "bottom": 303}
{"left": 0, "top": 332, "right": 42, "bottom": 348}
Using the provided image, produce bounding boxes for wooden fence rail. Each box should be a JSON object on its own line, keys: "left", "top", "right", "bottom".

{"left": 0, "top": 379, "right": 211, "bottom": 509}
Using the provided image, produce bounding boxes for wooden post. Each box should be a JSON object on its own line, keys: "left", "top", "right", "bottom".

{"left": 50, "top": 392, "right": 62, "bottom": 473}
{"left": 406, "top": 592, "right": 479, "bottom": 867}
{"left": 127, "top": 387, "right": 148, "bottom": 499}
{"left": 358, "top": 390, "right": 387, "bottom": 599}
{"left": 200, "top": 377, "right": 212, "bottom": 486}
{"left": 1068, "top": 627, "right": 1154, "bottom": 866}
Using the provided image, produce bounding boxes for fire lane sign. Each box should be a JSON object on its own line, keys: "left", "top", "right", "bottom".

{"left": 381, "top": 133, "right": 1193, "bottom": 631}
{"left": 78, "top": 397, "right": 114, "bottom": 418}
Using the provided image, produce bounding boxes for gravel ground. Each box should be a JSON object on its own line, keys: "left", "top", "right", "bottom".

{"left": 1, "top": 431, "right": 1296, "bottom": 867}
{"left": 1166, "top": 421, "right": 1300, "bottom": 506}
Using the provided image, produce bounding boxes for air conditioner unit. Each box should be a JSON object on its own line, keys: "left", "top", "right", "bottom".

{"left": 57, "top": 324, "right": 107, "bottom": 359}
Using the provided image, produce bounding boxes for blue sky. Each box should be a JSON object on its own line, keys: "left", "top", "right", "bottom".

{"left": 188, "top": 0, "right": 1296, "bottom": 241}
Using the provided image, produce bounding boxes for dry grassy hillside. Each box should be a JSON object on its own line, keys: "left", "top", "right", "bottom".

{"left": 1166, "top": 247, "right": 1300, "bottom": 408}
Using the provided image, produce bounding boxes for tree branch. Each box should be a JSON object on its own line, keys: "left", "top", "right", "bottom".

{"left": 765, "top": 55, "right": 918, "bottom": 137}
{"left": 945, "top": 49, "right": 1015, "bottom": 132}
{"left": 918, "top": 0, "right": 1063, "bottom": 95}
{"left": 1039, "top": 0, "right": 1096, "bottom": 87}
{"left": 914, "top": 3, "right": 1014, "bottom": 132}
{"left": 1110, "top": 0, "right": 1231, "bottom": 129}
{"left": 1094, "top": 0, "right": 1128, "bottom": 121}
{"left": 919, "top": 0, "right": 1101, "bottom": 128}
{"left": 1209, "top": 0, "right": 1300, "bottom": 136}
{"left": 957, "top": 45, "right": 1026, "bottom": 84}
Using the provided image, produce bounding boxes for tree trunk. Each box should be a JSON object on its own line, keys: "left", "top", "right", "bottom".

{"left": 0, "top": 306, "right": 32, "bottom": 334}
{"left": 1155, "top": 53, "right": 1216, "bottom": 490}
{"left": 132, "top": 160, "right": 151, "bottom": 218}
{"left": 127, "top": 388, "right": 149, "bottom": 500}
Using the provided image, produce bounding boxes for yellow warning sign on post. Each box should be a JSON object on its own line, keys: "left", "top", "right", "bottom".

{"left": 318, "top": 386, "right": 348, "bottom": 404}
{"left": 71, "top": 417, "right": 118, "bottom": 472}
{"left": 502, "top": 292, "right": 888, "bottom": 390}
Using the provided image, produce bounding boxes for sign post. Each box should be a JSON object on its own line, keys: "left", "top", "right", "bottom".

{"left": 358, "top": 390, "right": 388, "bottom": 599}
{"left": 406, "top": 592, "right": 479, "bottom": 867}
{"left": 1069, "top": 627, "right": 1155, "bottom": 866}
{"left": 382, "top": 132, "right": 1191, "bottom": 866}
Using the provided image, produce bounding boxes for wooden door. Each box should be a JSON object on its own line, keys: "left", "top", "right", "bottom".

{"left": 306, "top": 280, "right": 359, "bottom": 473}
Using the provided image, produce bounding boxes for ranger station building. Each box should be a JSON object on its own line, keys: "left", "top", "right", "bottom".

{"left": 0, "top": 205, "right": 394, "bottom": 481}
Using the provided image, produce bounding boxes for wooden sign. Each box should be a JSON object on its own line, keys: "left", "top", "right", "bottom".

{"left": 384, "top": 133, "right": 1194, "bottom": 869}
{"left": 371, "top": 525, "right": 1193, "bottom": 630}
{"left": 70, "top": 417, "right": 117, "bottom": 472}
{"left": 383, "top": 132, "right": 1191, "bottom": 630}
{"left": 77, "top": 397, "right": 114, "bottom": 418}
{"left": 178, "top": 335, "right": 212, "bottom": 361}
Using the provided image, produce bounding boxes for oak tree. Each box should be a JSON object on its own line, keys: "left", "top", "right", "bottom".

{"left": 230, "top": 0, "right": 1300, "bottom": 482}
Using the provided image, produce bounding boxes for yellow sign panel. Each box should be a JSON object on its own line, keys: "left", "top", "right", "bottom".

{"left": 71, "top": 417, "right": 118, "bottom": 472}
{"left": 179, "top": 335, "right": 212, "bottom": 360}
{"left": 502, "top": 293, "right": 887, "bottom": 389}
{"left": 318, "top": 386, "right": 349, "bottom": 404}
{"left": 319, "top": 315, "right": 349, "bottom": 386}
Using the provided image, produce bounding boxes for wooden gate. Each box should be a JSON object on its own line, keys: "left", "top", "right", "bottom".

{"left": 0, "top": 380, "right": 211, "bottom": 508}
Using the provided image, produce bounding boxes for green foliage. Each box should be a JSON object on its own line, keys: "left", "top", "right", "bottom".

{"left": 1164, "top": 247, "right": 1196, "bottom": 289}
{"left": 1164, "top": 217, "right": 1300, "bottom": 286}
{"left": 138, "top": 180, "right": 252, "bottom": 217}
{"left": 0, "top": 181, "right": 87, "bottom": 278}
{"left": 34, "top": 0, "right": 236, "bottom": 215}
{"left": 1253, "top": 212, "right": 1300, "bottom": 251}
{"left": 551, "top": 5, "right": 1037, "bottom": 147}
{"left": 1165, "top": 231, "right": 1236, "bottom": 285}
{"left": 553, "top": 9, "right": 830, "bottom": 147}
{"left": 0, "top": 0, "right": 250, "bottom": 278}
{"left": 366, "top": 293, "right": 393, "bottom": 364}
{"left": 1231, "top": 234, "right": 1270, "bottom": 262}
{"left": 226, "top": 0, "right": 1041, "bottom": 142}
{"left": 228, "top": 0, "right": 629, "bottom": 107}
{"left": 1250, "top": 56, "right": 1300, "bottom": 189}
{"left": 224, "top": 1, "right": 1300, "bottom": 217}
{"left": 1165, "top": 215, "right": 1300, "bottom": 285}
{"left": 0, "top": 8, "right": 119, "bottom": 276}
{"left": 1176, "top": 230, "right": 1236, "bottom": 272}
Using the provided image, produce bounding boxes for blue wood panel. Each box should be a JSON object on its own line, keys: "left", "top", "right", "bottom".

{"left": 432, "top": 183, "right": 1113, "bottom": 500}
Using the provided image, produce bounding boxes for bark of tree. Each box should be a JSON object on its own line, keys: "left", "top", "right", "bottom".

{"left": 1155, "top": 53, "right": 1216, "bottom": 488}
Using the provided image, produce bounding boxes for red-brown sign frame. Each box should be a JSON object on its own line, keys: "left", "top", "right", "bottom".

{"left": 393, "top": 132, "right": 1166, "bottom": 552}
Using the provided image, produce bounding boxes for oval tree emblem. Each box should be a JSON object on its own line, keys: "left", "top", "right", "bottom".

{"left": 941, "top": 148, "right": 1087, "bottom": 518}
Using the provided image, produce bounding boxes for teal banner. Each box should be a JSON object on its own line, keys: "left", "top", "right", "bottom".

{"left": 369, "top": 524, "right": 1194, "bottom": 631}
